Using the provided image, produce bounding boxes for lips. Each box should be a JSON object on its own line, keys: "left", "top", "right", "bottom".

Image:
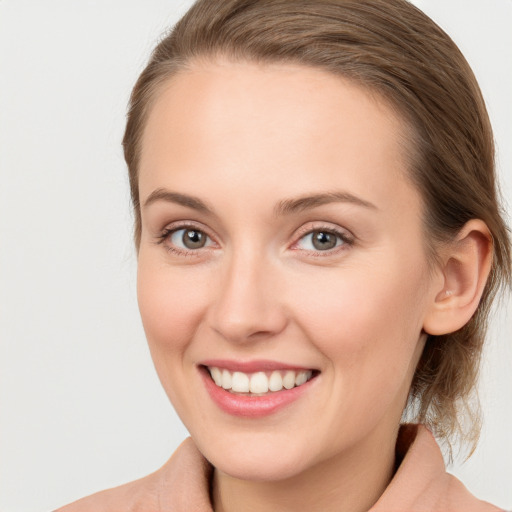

{"left": 199, "top": 360, "right": 319, "bottom": 417}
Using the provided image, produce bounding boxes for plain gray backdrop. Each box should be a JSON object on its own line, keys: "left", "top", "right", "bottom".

{"left": 0, "top": 1, "right": 511, "bottom": 511}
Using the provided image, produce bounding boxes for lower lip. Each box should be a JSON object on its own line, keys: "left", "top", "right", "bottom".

{"left": 200, "top": 367, "right": 316, "bottom": 418}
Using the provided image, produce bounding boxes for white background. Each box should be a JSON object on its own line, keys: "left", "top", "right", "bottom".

{"left": 0, "top": 1, "right": 510, "bottom": 511}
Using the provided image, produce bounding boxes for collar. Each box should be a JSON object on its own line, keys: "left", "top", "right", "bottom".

{"left": 371, "top": 424, "right": 500, "bottom": 512}
{"left": 161, "top": 424, "right": 500, "bottom": 512}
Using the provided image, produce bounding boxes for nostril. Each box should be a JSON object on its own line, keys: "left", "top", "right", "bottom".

{"left": 210, "top": 319, "right": 287, "bottom": 345}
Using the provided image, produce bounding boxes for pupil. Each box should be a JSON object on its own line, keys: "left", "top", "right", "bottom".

{"left": 312, "top": 231, "right": 336, "bottom": 250}
{"left": 183, "top": 230, "right": 205, "bottom": 249}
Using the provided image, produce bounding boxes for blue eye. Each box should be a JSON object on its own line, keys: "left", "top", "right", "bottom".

{"left": 168, "top": 228, "right": 212, "bottom": 250}
{"left": 296, "top": 230, "right": 346, "bottom": 251}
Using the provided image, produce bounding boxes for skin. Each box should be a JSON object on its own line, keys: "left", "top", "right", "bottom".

{"left": 55, "top": 60, "right": 493, "bottom": 512}
{"left": 135, "top": 60, "right": 439, "bottom": 512}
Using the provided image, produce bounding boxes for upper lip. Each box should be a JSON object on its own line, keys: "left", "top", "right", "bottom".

{"left": 200, "top": 359, "right": 318, "bottom": 373}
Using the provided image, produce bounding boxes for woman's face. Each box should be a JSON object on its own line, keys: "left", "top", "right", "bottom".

{"left": 137, "top": 61, "right": 438, "bottom": 480}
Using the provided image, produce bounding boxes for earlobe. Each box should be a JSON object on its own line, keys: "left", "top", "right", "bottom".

{"left": 423, "top": 219, "right": 493, "bottom": 336}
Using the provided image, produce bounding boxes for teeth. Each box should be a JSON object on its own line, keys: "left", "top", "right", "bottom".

{"left": 221, "top": 369, "right": 232, "bottom": 390}
{"left": 295, "top": 371, "right": 308, "bottom": 386}
{"left": 268, "top": 371, "right": 283, "bottom": 392}
{"left": 231, "top": 371, "right": 250, "bottom": 392}
{"left": 210, "top": 367, "right": 222, "bottom": 386}
{"left": 283, "top": 371, "right": 295, "bottom": 390}
{"left": 208, "top": 367, "right": 314, "bottom": 394}
{"left": 250, "top": 372, "right": 268, "bottom": 393}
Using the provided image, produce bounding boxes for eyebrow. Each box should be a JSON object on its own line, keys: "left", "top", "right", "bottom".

{"left": 142, "top": 188, "right": 377, "bottom": 216}
{"left": 143, "top": 188, "right": 215, "bottom": 214}
{"left": 274, "top": 191, "right": 377, "bottom": 216}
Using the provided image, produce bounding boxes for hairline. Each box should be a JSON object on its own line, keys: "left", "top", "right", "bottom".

{"left": 131, "top": 52, "right": 443, "bottom": 270}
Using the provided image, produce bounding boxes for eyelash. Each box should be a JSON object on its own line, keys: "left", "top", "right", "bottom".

{"left": 155, "top": 223, "right": 354, "bottom": 258}
{"left": 155, "top": 222, "right": 215, "bottom": 257}
{"left": 291, "top": 225, "right": 354, "bottom": 256}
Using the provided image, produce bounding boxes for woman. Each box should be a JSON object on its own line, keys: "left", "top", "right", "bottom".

{"left": 56, "top": 0, "right": 510, "bottom": 510}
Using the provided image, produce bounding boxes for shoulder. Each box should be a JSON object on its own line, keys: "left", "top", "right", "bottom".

{"left": 371, "top": 425, "right": 504, "bottom": 512}
{"left": 54, "top": 470, "right": 163, "bottom": 512}
{"left": 441, "top": 474, "right": 504, "bottom": 512}
{"left": 54, "top": 438, "right": 213, "bottom": 512}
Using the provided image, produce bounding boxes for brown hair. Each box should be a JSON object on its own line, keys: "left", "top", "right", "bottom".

{"left": 123, "top": 0, "right": 511, "bottom": 454}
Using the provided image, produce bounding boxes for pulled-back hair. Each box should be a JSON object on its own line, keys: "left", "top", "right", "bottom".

{"left": 123, "top": 0, "right": 511, "bottom": 454}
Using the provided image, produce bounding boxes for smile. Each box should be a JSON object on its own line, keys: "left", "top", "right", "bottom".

{"left": 207, "top": 367, "right": 314, "bottom": 395}
{"left": 199, "top": 362, "right": 319, "bottom": 417}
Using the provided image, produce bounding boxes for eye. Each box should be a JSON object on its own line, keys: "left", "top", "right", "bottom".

{"left": 170, "top": 228, "right": 212, "bottom": 249}
{"left": 158, "top": 226, "right": 215, "bottom": 254}
{"left": 295, "top": 229, "right": 348, "bottom": 252}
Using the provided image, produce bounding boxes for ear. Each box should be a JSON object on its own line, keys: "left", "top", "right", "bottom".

{"left": 423, "top": 219, "right": 493, "bottom": 336}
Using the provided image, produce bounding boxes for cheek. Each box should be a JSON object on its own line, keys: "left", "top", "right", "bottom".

{"left": 136, "top": 255, "right": 216, "bottom": 420}
{"left": 297, "top": 265, "right": 425, "bottom": 339}
{"left": 294, "top": 264, "right": 428, "bottom": 442}
{"left": 292, "top": 258, "right": 428, "bottom": 391}
{"left": 136, "top": 255, "right": 210, "bottom": 364}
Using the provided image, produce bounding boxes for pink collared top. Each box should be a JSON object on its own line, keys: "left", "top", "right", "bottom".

{"left": 56, "top": 424, "right": 505, "bottom": 512}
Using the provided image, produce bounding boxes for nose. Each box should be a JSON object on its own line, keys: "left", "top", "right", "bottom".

{"left": 207, "top": 249, "right": 288, "bottom": 344}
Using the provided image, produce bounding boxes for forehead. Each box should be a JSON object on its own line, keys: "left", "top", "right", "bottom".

{"left": 138, "top": 60, "right": 417, "bottom": 214}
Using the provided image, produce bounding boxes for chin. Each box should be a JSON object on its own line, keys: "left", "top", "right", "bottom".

{"left": 192, "top": 430, "right": 317, "bottom": 482}
{"left": 212, "top": 451, "right": 307, "bottom": 482}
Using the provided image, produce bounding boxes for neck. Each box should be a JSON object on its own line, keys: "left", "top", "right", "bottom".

{"left": 211, "top": 424, "right": 399, "bottom": 512}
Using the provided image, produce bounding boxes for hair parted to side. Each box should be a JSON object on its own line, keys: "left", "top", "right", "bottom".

{"left": 123, "top": 0, "right": 511, "bottom": 455}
